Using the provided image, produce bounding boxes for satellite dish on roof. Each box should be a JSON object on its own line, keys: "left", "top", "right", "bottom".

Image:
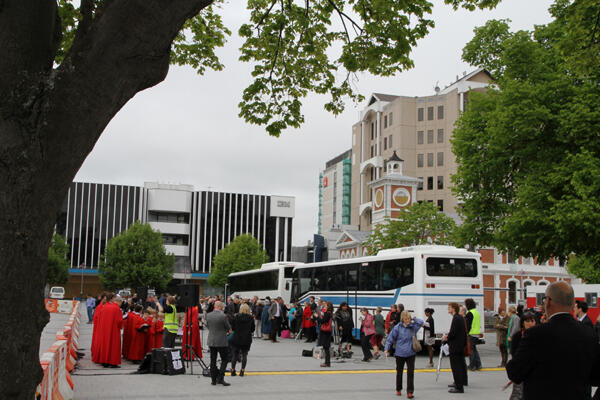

{"left": 434, "top": 81, "right": 440, "bottom": 94}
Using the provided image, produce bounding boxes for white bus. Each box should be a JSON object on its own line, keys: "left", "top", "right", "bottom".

{"left": 227, "top": 262, "right": 303, "bottom": 304}
{"left": 291, "top": 245, "right": 484, "bottom": 340}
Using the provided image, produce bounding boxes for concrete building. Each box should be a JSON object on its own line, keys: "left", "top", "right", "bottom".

{"left": 56, "top": 181, "right": 294, "bottom": 296}
{"left": 351, "top": 68, "right": 491, "bottom": 229}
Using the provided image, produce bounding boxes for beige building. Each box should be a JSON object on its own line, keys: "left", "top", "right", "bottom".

{"left": 350, "top": 68, "right": 492, "bottom": 229}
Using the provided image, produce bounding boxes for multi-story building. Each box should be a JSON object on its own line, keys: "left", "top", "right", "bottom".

{"left": 56, "top": 181, "right": 294, "bottom": 296}
{"left": 350, "top": 68, "right": 491, "bottom": 229}
{"left": 318, "top": 149, "right": 352, "bottom": 234}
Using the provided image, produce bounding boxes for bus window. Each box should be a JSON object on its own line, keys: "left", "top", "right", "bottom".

{"left": 314, "top": 266, "right": 329, "bottom": 291}
{"left": 284, "top": 267, "right": 294, "bottom": 278}
{"left": 298, "top": 269, "right": 313, "bottom": 297}
{"left": 381, "top": 259, "right": 414, "bottom": 290}
{"left": 426, "top": 257, "right": 477, "bottom": 277}
{"left": 328, "top": 265, "right": 346, "bottom": 291}
{"left": 347, "top": 264, "right": 358, "bottom": 288}
{"left": 359, "top": 263, "right": 380, "bottom": 291}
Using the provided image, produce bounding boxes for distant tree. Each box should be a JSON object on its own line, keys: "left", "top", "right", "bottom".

{"left": 99, "top": 222, "right": 174, "bottom": 291}
{"left": 208, "top": 234, "right": 269, "bottom": 288}
{"left": 452, "top": 0, "right": 600, "bottom": 265}
{"left": 46, "top": 234, "right": 70, "bottom": 285}
{"left": 364, "top": 202, "right": 457, "bottom": 255}
{"left": 567, "top": 254, "right": 600, "bottom": 284}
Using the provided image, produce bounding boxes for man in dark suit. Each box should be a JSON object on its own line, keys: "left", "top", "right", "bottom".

{"left": 575, "top": 300, "right": 595, "bottom": 330}
{"left": 268, "top": 297, "right": 284, "bottom": 343}
{"left": 507, "top": 281, "right": 599, "bottom": 400}
{"left": 444, "top": 302, "right": 467, "bottom": 394}
{"left": 206, "top": 301, "right": 232, "bottom": 386}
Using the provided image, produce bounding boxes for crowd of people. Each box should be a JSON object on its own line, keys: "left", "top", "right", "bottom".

{"left": 86, "top": 281, "right": 600, "bottom": 398}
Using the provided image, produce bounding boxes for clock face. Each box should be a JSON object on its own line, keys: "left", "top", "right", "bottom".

{"left": 392, "top": 187, "right": 411, "bottom": 207}
{"left": 374, "top": 188, "right": 384, "bottom": 208}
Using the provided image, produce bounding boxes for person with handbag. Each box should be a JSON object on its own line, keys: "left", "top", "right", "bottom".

{"left": 384, "top": 310, "right": 424, "bottom": 398}
{"left": 230, "top": 304, "right": 255, "bottom": 377}
{"left": 314, "top": 302, "right": 334, "bottom": 367}
{"left": 443, "top": 302, "right": 468, "bottom": 394}
{"left": 359, "top": 308, "right": 376, "bottom": 361}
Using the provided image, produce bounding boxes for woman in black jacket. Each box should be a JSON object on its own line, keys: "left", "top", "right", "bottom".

{"left": 230, "top": 303, "right": 255, "bottom": 377}
{"left": 423, "top": 308, "right": 436, "bottom": 367}
{"left": 334, "top": 302, "right": 354, "bottom": 354}
{"left": 315, "top": 302, "right": 334, "bottom": 367}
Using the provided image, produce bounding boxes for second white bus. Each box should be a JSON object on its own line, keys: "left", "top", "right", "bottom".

{"left": 227, "top": 262, "right": 303, "bottom": 304}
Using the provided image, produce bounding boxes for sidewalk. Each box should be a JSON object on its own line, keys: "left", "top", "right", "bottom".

{"left": 70, "top": 316, "right": 513, "bottom": 400}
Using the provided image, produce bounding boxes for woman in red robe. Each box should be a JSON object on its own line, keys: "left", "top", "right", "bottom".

{"left": 121, "top": 305, "right": 133, "bottom": 359}
{"left": 153, "top": 316, "right": 164, "bottom": 349}
{"left": 127, "top": 305, "right": 150, "bottom": 362}
{"left": 97, "top": 296, "right": 124, "bottom": 368}
{"left": 144, "top": 309, "right": 155, "bottom": 354}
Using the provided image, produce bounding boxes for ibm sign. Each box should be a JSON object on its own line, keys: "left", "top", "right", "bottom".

{"left": 270, "top": 196, "right": 295, "bottom": 218}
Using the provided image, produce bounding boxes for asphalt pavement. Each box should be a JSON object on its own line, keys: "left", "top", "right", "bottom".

{"left": 40, "top": 305, "right": 515, "bottom": 399}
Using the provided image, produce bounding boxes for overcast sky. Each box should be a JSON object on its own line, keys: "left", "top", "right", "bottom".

{"left": 75, "top": 0, "right": 555, "bottom": 246}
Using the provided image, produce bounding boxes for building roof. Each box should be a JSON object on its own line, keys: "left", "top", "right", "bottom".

{"left": 325, "top": 149, "right": 352, "bottom": 169}
{"left": 344, "top": 230, "right": 372, "bottom": 243}
{"left": 368, "top": 93, "right": 399, "bottom": 105}
{"left": 386, "top": 150, "right": 403, "bottom": 163}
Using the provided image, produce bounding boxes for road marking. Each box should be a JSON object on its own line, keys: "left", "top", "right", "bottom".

{"left": 231, "top": 367, "right": 506, "bottom": 376}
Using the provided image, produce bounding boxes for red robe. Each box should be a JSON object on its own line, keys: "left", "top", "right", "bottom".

{"left": 302, "top": 306, "right": 315, "bottom": 328}
{"left": 121, "top": 312, "right": 132, "bottom": 359}
{"left": 182, "top": 306, "right": 202, "bottom": 360}
{"left": 145, "top": 316, "right": 155, "bottom": 354}
{"left": 153, "top": 320, "right": 164, "bottom": 349}
{"left": 91, "top": 303, "right": 105, "bottom": 363}
{"left": 97, "top": 302, "right": 123, "bottom": 366}
{"left": 127, "top": 313, "right": 149, "bottom": 361}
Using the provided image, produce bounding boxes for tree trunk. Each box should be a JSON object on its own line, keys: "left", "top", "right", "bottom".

{"left": 0, "top": 0, "right": 212, "bottom": 397}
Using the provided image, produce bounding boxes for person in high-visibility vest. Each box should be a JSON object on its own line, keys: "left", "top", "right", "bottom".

{"left": 464, "top": 298, "right": 482, "bottom": 371}
{"left": 156, "top": 296, "right": 179, "bottom": 348}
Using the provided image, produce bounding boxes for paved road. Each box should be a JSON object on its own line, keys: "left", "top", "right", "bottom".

{"left": 41, "top": 306, "right": 515, "bottom": 400}
{"left": 39, "top": 310, "right": 74, "bottom": 357}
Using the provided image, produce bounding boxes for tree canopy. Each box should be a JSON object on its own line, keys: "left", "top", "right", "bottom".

{"left": 99, "top": 222, "right": 174, "bottom": 291}
{"left": 208, "top": 234, "right": 269, "bottom": 288}
{"left": 364, "top": 202, "right": 457, "bottom": 255}
{"left": 46, "top": 234, "right": 70, "bottom": 285}
{"left": 452, "top": 0, "right": 600, "bottom": 269}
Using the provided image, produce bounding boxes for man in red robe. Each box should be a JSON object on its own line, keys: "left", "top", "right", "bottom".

{"left": 91, "top": 292, "right": 107, "bottom": 364}
{"left": 127, "top": 304, "right": 150, "bottom": 363}
{"left": 97, "top": 295, "right": 124, "bottom": 368}
{"left": 153, "top": 315, "right": 164, "bottom": 349}
{"left": 144, "top": 309, "right": 155, "bottom": 354}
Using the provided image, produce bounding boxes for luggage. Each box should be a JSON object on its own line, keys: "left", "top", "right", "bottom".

{"left": 302, "top": 349, "right": 313, "bottom": 357}
{"left": 281, "top": 329, "right": 291, "bottom": 339}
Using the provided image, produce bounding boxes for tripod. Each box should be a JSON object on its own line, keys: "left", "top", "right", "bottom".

{"left": 183, "top": 307, "right": 209, "bottom": 376}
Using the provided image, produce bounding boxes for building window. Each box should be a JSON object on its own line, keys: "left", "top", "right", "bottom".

{"left": 384, "top": 137, "right": 387, "bottom": 150}
{"left": 437, "top": 176, "right": 444, "bottom": 189}
{"left": 427, "top": 130, "right": 434, "bottom": 144}
{"left": 427, "top": 106, "right": 434, "bottom": 120}
{"left": 418, "top": 108, "right": 424, "bottom": 121}
{"left": 437, "top": 129, "right": 444, "bottom": 143}
{"left": 438, "top": 105, "right": 444, "bottom": 119}
{"left": 389, "top": 112, "right": 393, "bottom": 125}
{"left": 508, "top": 280, "right": 517, "bottom": 304}
{"left": 417, "top": 178, "right": 423, "bottom": 190}
{"left": 437, "top": 152, "right": 444, "bottom": 166}
{"left": 427, "top": 153, "right": 434, "bottom": 167}
{"left": 389, "top": 135, "right": 392, "bottom": 147}
{"left": 384, "top": 115, "right": 388, "bottom": 128}
{"left": 371, "top": 122, "right": 374, "bottom": 140}
{"left": 417, "top": 154, "right": 424, "bottom": 168}
{"left": 370, "top": 145, "right": 374, "bottom": 158}
{"left": 427, "top": 176, "right": 433, "bottom": 190}
{"left": 417, "top": 131, "right": 424, "bottom": 145}
{"left": 437, "top": 199, "right": 443, "bottom": 211}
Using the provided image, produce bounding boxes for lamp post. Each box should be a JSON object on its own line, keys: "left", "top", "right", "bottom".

{"left": 80, "top": 263, "right": 86, "bottom": 300}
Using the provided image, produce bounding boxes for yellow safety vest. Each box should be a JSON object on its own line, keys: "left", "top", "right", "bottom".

{"left": 468, "top": 308, "right": 481, "bottom": 335}
{"left": 164, "top": 304, "right": 178, "bottom": 333}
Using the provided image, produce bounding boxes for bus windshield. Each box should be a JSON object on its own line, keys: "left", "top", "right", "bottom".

{"left": 426, "top": 257, "right": 478, "bottom": 277}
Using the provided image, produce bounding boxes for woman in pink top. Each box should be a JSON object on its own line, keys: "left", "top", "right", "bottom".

{"left": 359, "top": 308, "right": 375, "bottom": 361}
